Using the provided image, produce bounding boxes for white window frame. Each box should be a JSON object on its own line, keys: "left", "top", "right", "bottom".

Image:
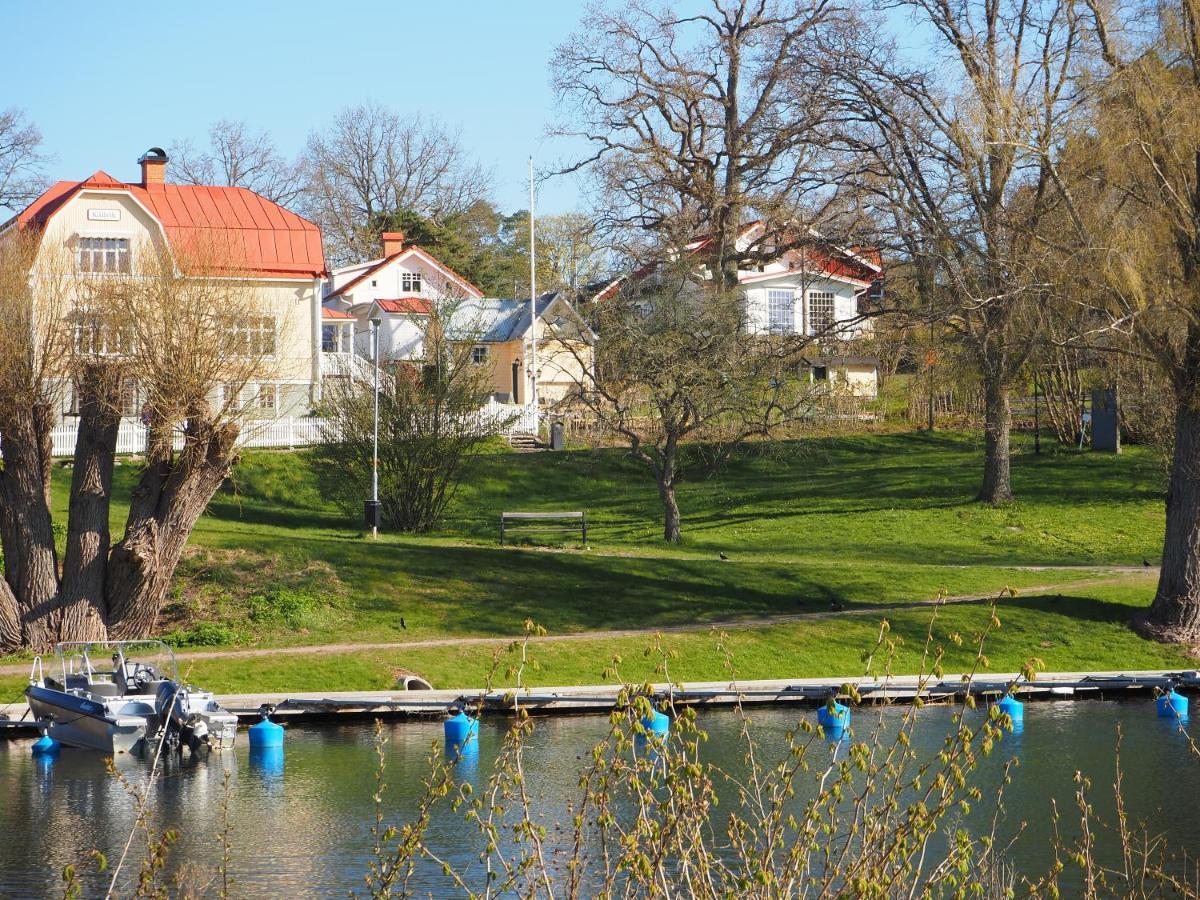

{"left": 807, "top": 291, "right": 835, "bottom": 336}
{"left": 251, "top": 383, "right": 278, "bottom": 413}
{"left": 401, "top": 271, "right": 422, "bottom": 293}
{"left": 231, "top": 316, "right": 276, "bottom": 357}
{"left": 76, "top": 236, "right": 131, "bottom": 274}
{"left": 72, "top": 313, "right": 134, "bottom": 356}
{"left": 766, "top": 289, "right": 796, "bottom": 335}
{"left": 471, "top": 345, "right": 489, "bottom": 366}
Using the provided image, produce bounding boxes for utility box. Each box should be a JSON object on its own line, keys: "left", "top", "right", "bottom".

{"left": 1091, "top": 388, "right": 1121, "bottom": 453}
{"left": 550, "top": 421, "right": 565, "bottom": 451}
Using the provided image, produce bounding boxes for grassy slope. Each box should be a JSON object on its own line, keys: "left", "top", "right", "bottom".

{"left": 0, "top": 429, "right": 1184, "bottom": 697}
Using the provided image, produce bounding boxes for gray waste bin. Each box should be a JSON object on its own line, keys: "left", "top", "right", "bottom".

{"left": 550, "top": 421, "right": 565, "bottom": 451}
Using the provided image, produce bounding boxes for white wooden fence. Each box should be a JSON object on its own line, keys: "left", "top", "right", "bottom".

{"left": 49, "top": 404, "right": 539, "bottom": 458}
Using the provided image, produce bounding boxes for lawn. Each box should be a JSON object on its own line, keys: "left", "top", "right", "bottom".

{"left": 1, "top": 428, "right": 1186, "bottom": 696}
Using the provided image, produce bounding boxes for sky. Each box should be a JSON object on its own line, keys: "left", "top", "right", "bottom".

{"left": 0, "top": 1, "right": 592, "bottom": 215}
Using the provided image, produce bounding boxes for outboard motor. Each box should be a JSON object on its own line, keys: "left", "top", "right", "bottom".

{"left": 154, "top": 681, "right": 210, "bottom": 754}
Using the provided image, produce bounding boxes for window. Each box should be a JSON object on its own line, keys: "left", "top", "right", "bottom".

{"left": 812, "top": 365, "right": 828, "bottom": 382}
{"left": 808, "top": 291, "right": 835, "bottom": 335}
{"left": 76, "top": 237, "right": 131, "bottom": 274}
{"left": 401, "top": 272, "right": 422, "bottom": 293}
{"left": 230, "top": 316, "right": 276, "bottom": 356}
{"left": 119, "top": 379, "right": 139, "bottom": 417}
{"left": 73, "top": 314, "right": 133, "bottom": 356}
{"left": 767, "top": 290, "right": 795, "bottom": 334}
{"left": 471, "top": 345, "right": 489, "bottom": 365}
{"left": 251, "top": 383, "right": 278, "bottom": 413}
{"left": 222, "top": 383, "right": 243, "bottom": 412}
{"left": 322, "top": 324, "right": 339, "bottom": 352}
{"left": 371, "top": 280, "right": 377, "bottom": 287}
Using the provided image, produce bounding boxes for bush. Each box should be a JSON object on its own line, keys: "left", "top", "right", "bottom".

{"left": 162, "top": 622, "right": 242, "bottom": 648}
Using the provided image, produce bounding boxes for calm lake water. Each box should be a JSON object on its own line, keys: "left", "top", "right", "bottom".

{"left": 1, "top": 699, "right": 1197, "bottom": 897}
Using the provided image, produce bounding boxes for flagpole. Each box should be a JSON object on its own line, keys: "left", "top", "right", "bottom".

{"left": 529, "top": 155, "right": 539, "bottom": 435}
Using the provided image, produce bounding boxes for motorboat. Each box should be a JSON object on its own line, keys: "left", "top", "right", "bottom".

{"left": 25, "top": 640, "right": 238, "bottom": 755}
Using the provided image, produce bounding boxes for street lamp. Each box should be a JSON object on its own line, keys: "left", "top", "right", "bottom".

{"left": 364, "top": 316, "right": 382, "bottom": 538}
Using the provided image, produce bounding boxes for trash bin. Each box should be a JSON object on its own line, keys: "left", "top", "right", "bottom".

{"left": 550, "top": 421, "right": 565, "bottom": 451}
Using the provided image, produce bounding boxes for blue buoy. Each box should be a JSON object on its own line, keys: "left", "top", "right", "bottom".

{"left": 1158, "top": 689, "right": 1189, "bottom": 721}
{"left": 641, "top": 708, "right": 670, "bottom": 741}
{"left": 444, "top": 709, "right": 478, "bottom": 749}
{"left": 817, "top": 701, "right": 850, "bottom": 732}
{"left": 249, "top": 744, "right": 285, "bottom": 777}
{"left": 997, "top": 694, "right": 1024, "bottom": 729}
{"left": 248, "top": 707, "right": 284, "bottom": 749}
{"left": 31, "top": 734, "right": 59, "bottom": 756}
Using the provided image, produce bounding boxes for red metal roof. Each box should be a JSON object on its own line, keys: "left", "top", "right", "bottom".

{"left": 376, "top": 297, "right": 433, "bottom": 315}
{"left": 322, "top": 307, "right": 356, "bottom": 320}
{"left": 10, "top": 171, "right": 326, "bottom": 279}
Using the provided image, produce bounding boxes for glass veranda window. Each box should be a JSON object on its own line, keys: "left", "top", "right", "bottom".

{"left": 808, "top": 291, "right": 835, "bottom": 335}
{"left": 767, "top": 290, "right": 795, "bottom": 334}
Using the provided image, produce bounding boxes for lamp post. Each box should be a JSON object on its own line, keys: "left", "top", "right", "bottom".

{"left": 1033, "top": 368, "right": 1041, "bottom": 455}
{"left": 364, "top": 316, "right": 382, "bottom": 538}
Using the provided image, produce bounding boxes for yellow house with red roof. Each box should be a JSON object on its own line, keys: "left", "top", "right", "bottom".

{"left": 1, "top": 147, "right": 328, "bottom": 419}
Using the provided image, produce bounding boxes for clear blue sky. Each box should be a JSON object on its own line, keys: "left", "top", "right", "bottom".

{"left": 1, "top": 1, "right": 589, "bottom": 214}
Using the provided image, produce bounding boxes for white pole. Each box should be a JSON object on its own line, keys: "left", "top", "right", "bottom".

{"left": 529, "top": 156, "right": 538, "bottom": 434}
{"left": 371, "top": 318, "right": 380, "bottom": 539}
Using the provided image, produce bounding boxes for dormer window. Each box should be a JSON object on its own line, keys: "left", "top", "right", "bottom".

{"left": 402, "top": 272, "right": 422, "bottom": 293}
{"left": 77, "top": 237, "right": 130, "bottom": 274}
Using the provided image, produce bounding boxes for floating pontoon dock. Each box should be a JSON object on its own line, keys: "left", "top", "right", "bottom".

{"left": 2, "top": 668, "right": 1197, "bottom": 739}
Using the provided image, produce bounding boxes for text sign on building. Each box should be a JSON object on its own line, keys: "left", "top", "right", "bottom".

{"left": 87, "top": 209, "right": 121, "bottom": 221}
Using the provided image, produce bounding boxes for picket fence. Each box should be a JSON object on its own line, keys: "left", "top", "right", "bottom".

{"left": 48, "top": 402, "right": 539, "bottom": 458}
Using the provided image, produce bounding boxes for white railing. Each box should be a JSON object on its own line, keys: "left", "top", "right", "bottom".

{"left": 48, "top": 406, "right": 536, "bottom": 457}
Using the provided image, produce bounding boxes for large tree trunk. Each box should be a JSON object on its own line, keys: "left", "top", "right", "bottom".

{"left": 0, "top": 407, "right": 61, "bottom": 651}
{"left": 978, "top": 373, "right": 1014, "bottom": 505}
{"left": 1140, "top": 398, "right": 1200, "bottom": 642}
{"left": 58, "top": 366, "right": 123, "bottom": 643}
{"left": 105, "top": 419, "right": 239, "bottom": 639}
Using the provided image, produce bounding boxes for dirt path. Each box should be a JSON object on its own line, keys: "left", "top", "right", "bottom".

{"left": 0, "top": 568, "right": 1155, "bottom": 678}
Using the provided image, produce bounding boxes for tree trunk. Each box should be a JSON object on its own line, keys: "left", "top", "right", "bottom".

{"left": 105, "top": 419, "right": 239, "bottom": 639}
{"left": 1140, "top": 399, "right": 1200, "bottom": 642}
{"left": 0, "top": 408, "right": 61, "bottom": 651}
{"left": 58, "top": 366, "right": 123, "bottom": 642}
{"left": 978, "top": 373, "right": 1014, "bottom": 504}
{"left": 658, "top": 473, "right": 682, "bottom": 543}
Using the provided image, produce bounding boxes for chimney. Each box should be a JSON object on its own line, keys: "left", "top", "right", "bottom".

{"left": 382, "top": 231, "right": 405, "bottom": 256}
{"left": 138, "top": 147, "right": 168, "bottom": 187}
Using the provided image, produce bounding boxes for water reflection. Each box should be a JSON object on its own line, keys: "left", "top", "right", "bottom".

{"left": 0, "top": 700, "right": 1196, "bottom": 895}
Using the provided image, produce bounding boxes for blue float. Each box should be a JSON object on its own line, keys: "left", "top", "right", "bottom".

{"left": 817, "top": 700, "right": 850, "bottom": 732}
{"left": 444, "top": 709, "right": 478, "bottom": 749}
{"left": 31, "top": 734, "right": 59, "bottom": 756}
{"left": 249, "top": 744, "right": 285, "bottom": 777}
{"left": 248, "top": 707, "right": 284, "bottom": 749}
{"left": 997, "top": 694, "right": 1024, "bottom": 729}
{"left": 641, "top": 708, "right": 670, "bottom": 741}
{"left": 1157, "top": 689, "right": 1189, "bottom": 721}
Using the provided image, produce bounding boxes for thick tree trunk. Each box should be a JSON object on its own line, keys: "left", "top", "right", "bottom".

{"left": 58, "top": 366, "right": 123, "bottom": 642}
{"left": 106, "top": 419, "right": 239, "bottom": 639}
{"left": 0, "top": 408, "right": 61, "bottom": 651}
{"left": 978, "top": 373, "right": 1013, "bottom": 505}
{"left": 658, "top": 474, "right": 682, "bottom": 543}
{"left": 1140, "top": 399, "right": 1200, "bottom": 642}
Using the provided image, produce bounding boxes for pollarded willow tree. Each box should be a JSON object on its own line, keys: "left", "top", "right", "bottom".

{"left": 0, "top": 235, "right": 285, "bottom": 651}
{"left": 833, "top": 0, "right": 1088, "bottom": 503}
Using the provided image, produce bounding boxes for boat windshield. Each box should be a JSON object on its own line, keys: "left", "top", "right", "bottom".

{"left": 52, "top": 640, "right": 180, "bottom": 687}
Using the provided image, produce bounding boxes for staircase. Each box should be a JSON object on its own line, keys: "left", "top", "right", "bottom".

{"left": 508, "top": 431, "right": 542, "bottom": 452}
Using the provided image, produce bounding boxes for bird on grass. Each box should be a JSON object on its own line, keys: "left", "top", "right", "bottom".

{"left": 400, "top": 617, "right": 407, "bottom": 630}
{"left": 719, "top": 552, "right": 730, "bottom": 561}
{"left": 1143, "top": 559, "right": 1153, "bottom": 568}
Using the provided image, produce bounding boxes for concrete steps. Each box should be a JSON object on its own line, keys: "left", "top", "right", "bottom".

{"left": 508, "top": 431, "right": 542, "bottom": 452}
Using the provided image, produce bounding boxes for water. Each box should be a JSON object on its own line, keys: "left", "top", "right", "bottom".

{"left": 1, "top": 699, "right": 1198, "bottom": 896}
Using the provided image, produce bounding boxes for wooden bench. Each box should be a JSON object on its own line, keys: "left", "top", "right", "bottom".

{"left": 500, "top": 511, "right": 587, "bottom": 546}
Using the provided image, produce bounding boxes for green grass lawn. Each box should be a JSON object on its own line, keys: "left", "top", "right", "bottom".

{"left": 1, "top": 429, "right": 1186, "bottom": 697}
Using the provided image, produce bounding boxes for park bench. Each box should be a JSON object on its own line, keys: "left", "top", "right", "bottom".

{"left": 500, "top": 511, "right": 587, "bottom": 546}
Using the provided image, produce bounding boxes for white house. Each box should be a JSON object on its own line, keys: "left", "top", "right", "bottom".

{"left": 321, "top": 230, "right": 483, "bottom": 365}
{"left": 592, "top": 221, "right": 884, "bottom": 396}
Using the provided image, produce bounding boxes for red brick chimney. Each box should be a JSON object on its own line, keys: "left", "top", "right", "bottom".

{"left": 382, "top": 231, "right": 405, "bottom": 256}
{"left": 138, "top": 147, "right": 168, "bottom": 187}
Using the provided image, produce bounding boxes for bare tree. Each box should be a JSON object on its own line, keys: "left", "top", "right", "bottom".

{"left": 0, "top": 235, "right": 287, "bottom": 650}
{"left": 571, "top": 271, "right": 827, "bottom": 541}
{"left": 302, "top": 103, "right": 492, "bottom": 266}
{"left": 833, "top": 0, "right": 1086, "bottom": 503}
{"left": 552, "top": 0, "right": 859, "bottom": 287}
{"left": 0, "top": 109, "right": 48, "bottom": 212}
{"left": 536, "top": 213, "right": 611, "bottom": 295}
{"left": 170, "top": 120, "right": 305, "bottom": 208}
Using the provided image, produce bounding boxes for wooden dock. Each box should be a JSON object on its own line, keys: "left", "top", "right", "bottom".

{"left": 2, "top": 668, "right": 1197, "bottom": 739}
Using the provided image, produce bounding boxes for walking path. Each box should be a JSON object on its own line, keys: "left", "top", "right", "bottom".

{"left": 0, "top": 566, "right": 1155, "bottom": 678}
